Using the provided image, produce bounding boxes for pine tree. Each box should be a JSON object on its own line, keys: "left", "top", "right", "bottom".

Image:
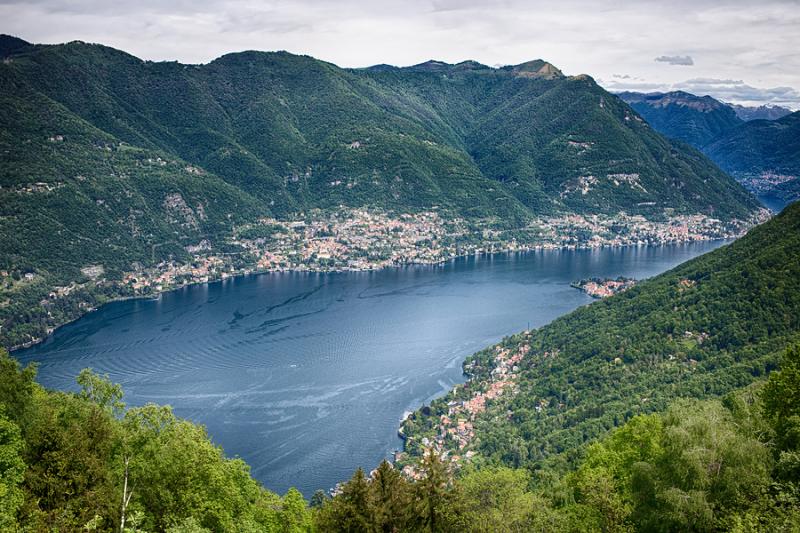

{"left": 413, "top": 450, "right": 457, "bottom": 532}
{"left": 370, "top": 459, "right": 409, "bottom": 532}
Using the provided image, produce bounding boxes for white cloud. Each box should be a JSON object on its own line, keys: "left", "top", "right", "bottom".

{"left": 1, "top": 0, "right": 798, "bottom": 107}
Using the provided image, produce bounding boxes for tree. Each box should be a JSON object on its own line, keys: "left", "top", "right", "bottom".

{"left": 0, "top": 349, "right": 37, "bottom": 427}
{"left": 310, "top": 489, "right": 328, "bottom": 509}
{"left": 315, "top": 467, "right": 372, "bottom": 532}
{"left": 457, "top": 466, "right": 552, "bottom": 533}
{"left": 412, "top": 450, "right": 458, "bottom": 532}
{"left": 763, "top": 343, "right": 800, "bottom": 452}
{"left": 0, "top": 414, "right": 25, "bottom": 529}
{"left": 370, "top": 459, "right": 410, "bottom": 532}
{"left": 77, "top": 368, "right": 125, "bottom": 416}
{"left": 280, "top": 488, "right": 313, "bottom": 533}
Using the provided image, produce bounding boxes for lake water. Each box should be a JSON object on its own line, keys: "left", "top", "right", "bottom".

{"left": 757, "top": 194, "right": 792, "bottom": 213}
{"left": 15, "top": 241, "right": 727, "bottom": 497}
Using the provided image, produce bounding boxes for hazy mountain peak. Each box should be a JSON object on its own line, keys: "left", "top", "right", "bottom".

{"left": 619, "top": 91, "right": 728, "bottom": 113}
{"left": 727, "top": 102, "right": 793, "bottom": 121}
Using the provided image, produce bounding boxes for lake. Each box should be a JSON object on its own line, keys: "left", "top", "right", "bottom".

{"left": 15, "top": 241, "right": 727, "bottom": 497}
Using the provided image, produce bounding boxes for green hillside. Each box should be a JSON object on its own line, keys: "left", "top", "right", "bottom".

{"left": 402, "top": 200, "right": 800, "bottom": 472}
{"left": 618, "top": 91, "right": 743, "bottom": 147}
{"left": 1, "top": 36, "right": 757, "bottom": 222}
{"left": 704, "top": 111, "right": 800, "bottom": 176}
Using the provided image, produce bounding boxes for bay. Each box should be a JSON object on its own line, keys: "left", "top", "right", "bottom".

{"left": 15, "top": 241, "right": 726, "bottom": 497}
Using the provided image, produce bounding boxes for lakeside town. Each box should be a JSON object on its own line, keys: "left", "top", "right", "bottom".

{"left": 571, "top": 276, "right": 638, "bottom": 298}
{"left": 395, "top": 334, "right": 534, "bottom": 479}
{"left": 118, "top": 206, "right": 768, "bottom": 297}
{"left": 2, "top": 206, "right": 769, "bottom": 350}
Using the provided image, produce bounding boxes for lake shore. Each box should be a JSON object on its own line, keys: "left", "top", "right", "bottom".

{"left": 9, "top": 231, "right": 745, "bottom": 354}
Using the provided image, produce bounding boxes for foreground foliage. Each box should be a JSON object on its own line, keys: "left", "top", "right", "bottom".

{"left": 319, "top": 344, "right": 800, "bottom": 532}
{"left": 3, "top": 344, "right": 799, "bottom": 531}
{"left": 0, "top": 350, "right": 313, "bottom": 532}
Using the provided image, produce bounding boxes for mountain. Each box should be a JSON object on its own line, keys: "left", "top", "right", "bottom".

{"left": 617, "top": 90, "right": 743, "bottom": 147}
{"left": 729, "top": 102, "right": 793, "bottom": 121}
{"left": 402, "top": 199, "right": 800, "bottom": 472}
{"left": 1, "top": 37, "right": 756, "bottom": 223}
{"left": 0, "top": 36, "right": 761, "bottom": 347}
{"left": 618, "top": 91, "right": 799, "bottom": 202}
{"left": 705, "top": 111, "right": 800, "bottom": 175}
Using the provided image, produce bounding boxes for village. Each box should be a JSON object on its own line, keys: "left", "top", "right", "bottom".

{"left": 115, "top": 207, "right": 767, "bottom": 297}
{"left": 396, "top": 338, "right": 533, "bottom": 480}
{"left": 571, "top": 276, "right": 638, "bottom": 298}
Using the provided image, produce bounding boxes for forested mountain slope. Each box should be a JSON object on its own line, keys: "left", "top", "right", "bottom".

{"left": 0, "top": 35, "right": 763, "bottom": 349}
{"left": 2, "top": 35, "right": 757, "bottom": 224}
{"left": 618, "top": 90, "right": 744, "bottom": 147}
{"left": 705, "top": 111, "right": 800, "bottom": 176}
{"left": 618, "top": 91, "right": 800, "bottom": 202}
{"left": 403, "top": 200, "right": 800, "bottom": 473}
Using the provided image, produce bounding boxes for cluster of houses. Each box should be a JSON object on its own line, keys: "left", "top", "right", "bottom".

{"left": 399, "top": 341, "right": 531, "bottom": 479}
{"left": 235, "top": 209, "right": 465, "bottom": 272}
{"left": 572, "top": 277, "right": 637, "bottom": 298}
{"left": 535, "top": 211, "right": 761, "bottom": 248}
{"left": 113, "top": 206, "right": 763, "bottom": 302}
{"left": 737, "top": 171, "right": 797, "bottom": 196}
{"left": 122, "top": 256, "right": 228, "bottom": 293}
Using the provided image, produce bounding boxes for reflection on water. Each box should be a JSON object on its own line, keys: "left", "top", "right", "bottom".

{"left": 16, "top": 241, "right": 727, "bottom": 496}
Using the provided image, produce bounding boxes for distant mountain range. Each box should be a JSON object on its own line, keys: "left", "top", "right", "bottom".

{"left": 728, "top": 102, "right": 793, "bottom": 121}
{"left": 618, "top": 90, "right": 799, "bottom": 202}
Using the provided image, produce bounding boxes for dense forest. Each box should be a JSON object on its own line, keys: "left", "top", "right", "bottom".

{"left": 2, "top": 343, "right": 799, "bottom": 531}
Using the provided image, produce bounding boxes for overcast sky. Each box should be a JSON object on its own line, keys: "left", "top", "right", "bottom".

{"left": 3, "top": 0, "right": 799, "bottom": 108}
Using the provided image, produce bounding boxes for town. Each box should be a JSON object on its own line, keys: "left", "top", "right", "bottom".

{"left": 395, "top": 334, "right": 535, "bottom": 479}
{"left": 571, "top": 276, "right": 638, "bottom": 298}
{"left": 116, "top": 207, "right": 768, "bottom": 297}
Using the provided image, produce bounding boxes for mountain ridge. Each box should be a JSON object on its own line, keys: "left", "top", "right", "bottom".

{"left": 618, "top": 90, "right": 799, "bottom": 202}
{"left": 0, "top": 36, "right": 762, "bottom": 348}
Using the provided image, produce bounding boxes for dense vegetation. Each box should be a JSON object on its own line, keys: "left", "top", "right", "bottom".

{"left": 0, "top": 349, "right": 315, "bottom": 532}
{"left": 1, "top": 36, "right": 756, "bottom": 225}
{"left": 0, "top": 35, "right": 761, "bottom": 349}
{"left": 618, "top": 91, "right": 744, "bottom": 147}
{"left": 324, "top": 349, "right": 800, "bottom": 532}
{"left": 704, "top": 111, "right": 800, "bottom": 176}
{"left": 404, "top": 201, "right": 800, "bottom": 474}
{"left": 3, "top": 343, "right": 799, "bottom": 531}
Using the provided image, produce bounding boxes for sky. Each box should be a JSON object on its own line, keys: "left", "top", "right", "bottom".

{"left": 2, "top": 0, "right": 799, "bottom": 108}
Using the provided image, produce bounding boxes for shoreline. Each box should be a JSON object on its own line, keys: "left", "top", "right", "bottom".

{"left": 8, "top": 235, "right": 737, "bottom": 354}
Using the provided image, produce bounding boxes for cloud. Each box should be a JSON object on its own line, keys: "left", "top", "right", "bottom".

{"left": 601, "top": 75, "right": 800, "bottom": 109}
{"left": 678, "top": 77, "right": 800, "bottom": 106}
{"left": 655, "top": 55, "right": 694, "bottom": 66}
{"left": 0, "top": 0, "right": 797, "bottom": 108}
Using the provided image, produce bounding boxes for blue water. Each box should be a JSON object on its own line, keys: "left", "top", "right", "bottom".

{"left": 757, "top": 194, "right": 792, "bottom": 213}
{"left": 15, "top": 241, "right": 727, "bottom": 497}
